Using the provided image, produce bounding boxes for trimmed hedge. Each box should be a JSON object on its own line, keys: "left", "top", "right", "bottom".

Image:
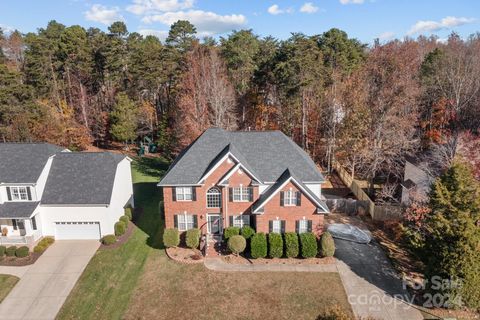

{"left": 5, "top": 246, "right": 16, "bottom": 257}
{"left": 0, "top": 245, "right": 5, "bottom": 257}
{"left": 15, "top": 246, "right": 29, "bottom": 258}
{"left": 119, "top": 215, "right": 130, "bottom": 225}
{"left": 115, "top": 221, "right": 126, "bottom": 236}
{"left": 240, "top": 225, "right": 255, "bottom": 240}
{"left": 250, "top": 233, "right": 267, "bottom": 259}
{"left": 163, "top": 228, "right": 180, "bottom": 248}
{"left": 33, "top": 245, "right": 46, "bottom": 253}
{"left": 224, "top": 226, "right": 240, "bottom": 240}
{"left": 284, "top": 232, "right": 299, "bottom": 258}
{"left": 228, "top": 235, "right": 246, "bottom": 255}
{"left": 33, "top": 237, "right": 55, "bottom": 254}
{"left": 300, "top": 232, "right": 318, "bottom": 258}
{"left": 320, "top": 231, "right": 335, "bottom": 257}
{"left": 124, "top": 207, "right": 133, "bottom": 220}
{"left": 186, "top": 228, "right": 201, "bottom": 249}
{"left": 268, "top": 233, "right": 283, "bottom": 258}
{"left": 101, "top": 235, "right": 117, "bottom": 245}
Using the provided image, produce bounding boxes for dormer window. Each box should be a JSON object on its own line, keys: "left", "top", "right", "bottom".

{"left": 7, "top": 186, "right": 32, "bottom": 201}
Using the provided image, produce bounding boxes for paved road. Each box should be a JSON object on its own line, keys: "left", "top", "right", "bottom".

{"left": 334, "top": 239, "right": 423, "bottom": 320}
{"left": 0, "top": 240, "right": 99, "bottom": 320}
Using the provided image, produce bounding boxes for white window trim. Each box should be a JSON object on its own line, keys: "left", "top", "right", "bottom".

{"left": 176, "top": 187, "right": 193, "bottom": 201}
{"left": 232, "top": 186, "right": 251, "bottom": 202}
{"left": 232, "top": 215, "right": 250, "bottom": 228}
{"left": 178, "top": 213, "right": 195, "bottom": 231}
{"left": 206, "top": 187, "right": 221, "bottom": 208}
{"left": 271, "top": 220, "right": 281, "bottom": 233}
{"left": 298, "top": 219, "right": 308, "bottom": 234}
{"left": 284, "top": 188, "right": 297, "bottom": 206}
{"left": 10, "top": 186, "right": 29, "bottom": 202}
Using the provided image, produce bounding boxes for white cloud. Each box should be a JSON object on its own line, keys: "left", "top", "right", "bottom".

{"left": 267, "top": 4, "right": 293, "bottom": 15}
{"left": 84, "top": 4, "right": 123, "bottom": 25}
{"left": 127, "top": 0, "right": 194, "bottom": 15}
{"left": 407, "top": 16, "right": 475, "bottom": 35}
{"left": 377, "top": 31, "right": 395, "bottom": 41}
{"left": 339, "top": 0, "right": 365, "bottom": 4}
{"left": 138, "top": 29, "right": 169, "bottom": 41}
{"left": 142, "top": 10, "right": 247, "bottom": 36}
{"left": 0, "top": 24, "right": 15, "bottom": 34}
{"left": 300, "top": 2, "right": 319, "bottom": 14}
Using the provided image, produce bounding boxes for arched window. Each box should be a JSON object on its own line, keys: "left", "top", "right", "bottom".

{"left": 207, "top": 187, "right": 221, "bottom": 208}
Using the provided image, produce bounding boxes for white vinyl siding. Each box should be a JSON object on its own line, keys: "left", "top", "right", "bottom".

{"left": 176, "top": 187, "right": 192, "bottom": 201}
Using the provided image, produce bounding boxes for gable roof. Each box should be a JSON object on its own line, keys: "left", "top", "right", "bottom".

{"left": 158, "top": 128, "right": 325, "bottom": 186}
{"left": 251, "top": 169, "right": 329, "bottom": 214}
{"left": 41, "top": 152, "right": 126, "bottom": 205}
{"left": 0, "top": 201, "right": 40, "bottom": 219}
{"left": 0, "top": 143, "right": 66, "bottom": 184}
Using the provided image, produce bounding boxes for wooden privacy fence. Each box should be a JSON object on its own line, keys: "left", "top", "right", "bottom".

{"left": 332, "top": 162, "right": 403, "bottom": 221}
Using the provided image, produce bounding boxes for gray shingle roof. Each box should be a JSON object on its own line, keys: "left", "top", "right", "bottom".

{"left": 158, "top": 128, "right": 325, "bottom": 186}
{"left": 0, "top": 202, "right": 40, "bottom": 218}
{"left": 41, "top": 152, "right": 126, "bottom": 205}
{"left": 0, "top": 143, "right": 65, "bottom": 183}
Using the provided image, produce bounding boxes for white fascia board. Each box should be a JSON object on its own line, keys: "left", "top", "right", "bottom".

{"left": 219, "top": 162, "right": 261, "bottom": 185}
{"left": 197, "top": 152, "right": 234, "bottom": 184}
{"left": 156, "top": 183, "right": 204, "bottom": 187}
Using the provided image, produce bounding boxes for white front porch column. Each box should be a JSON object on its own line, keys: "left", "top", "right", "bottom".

{"left": 23, "top": 218, "right": 34, "bottom": 236}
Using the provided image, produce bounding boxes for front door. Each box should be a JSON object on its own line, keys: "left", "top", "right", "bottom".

{"left": 207, "top": 214, "right": 222, "bottom": 235}
{"left": 17, "top": 220, "right": 26, "bottom": 236}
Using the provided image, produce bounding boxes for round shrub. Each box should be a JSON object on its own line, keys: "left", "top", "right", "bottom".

{"left": 240, "top": 225, "right": 255, "bottom": 240}
{"left": 250, "top": 233, "right": 267, "bottom": 259}
{"left": 15, "top": 246, "right": 29, "bottom": 258}
{"left": 101, "top": 235, "right": 116, "bottom": 245}
{"left": 320, "top": 231, "right": 335, "bottom": 257}
{"left": 300, "top": 232, "right": 318, "bottom": 258}
{"left": 284, "top": 232, "right": 299, "bottom": 258}
{"left": 0, "top": 245, "right": 6, "bottom": 257}
{"left": 224, "top": 226, "right": 240, "bottom": 240}
{"left": 186, "top": 228, "right": 201, "bottom": 249}
{"left": 268, "top": 233, "right": 283, "bottom": 258}
{"left": 228, "top": 235, "right": 246, "bottom": 255}
{"left": 33, "top": 245, "right": 46, "bottom": 253}
{"left": 119, "top": 215, "right": 130, "bottom": 225}
{"left": 44, "top": 237, "right": 55, "bottom": 245}
{"left": 114, "top": 221, "right": 126, "bottom": 236}
{"left": 5, "top": 246, "right": 16, "bottom": 257}
{"left": 163, "top": 228, "right": 180, "bottom": 248}
{"left": 124, "top": 207, "right": 133, "bottom": 220}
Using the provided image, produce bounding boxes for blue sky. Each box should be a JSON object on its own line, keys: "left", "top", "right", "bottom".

{"left": 1, "top": 0, "right": 479, "bottom": 43}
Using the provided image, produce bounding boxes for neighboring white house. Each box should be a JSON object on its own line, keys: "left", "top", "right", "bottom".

{"left": 0, "top": 143, "right": 133, "bottom": 244}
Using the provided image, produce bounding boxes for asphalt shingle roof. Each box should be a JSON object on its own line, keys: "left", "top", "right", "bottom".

{"left": 0, "top": 143, "right": 65, "bottom": 183}
{"left": 0, "top": 202, "right": 40, "bottom": 218}
{"left": 159, "top": 128, "right": 325, "bottom": 186}
{"left": 41, "top": 152, "right": 126, "bottom": 205}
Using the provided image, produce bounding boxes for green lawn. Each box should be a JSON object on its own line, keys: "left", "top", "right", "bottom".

{"left": 57, "top": 156, "right": 352, "bottom": 320}
{"left": 0, "top": 274, "right": 19, "bottom": 303}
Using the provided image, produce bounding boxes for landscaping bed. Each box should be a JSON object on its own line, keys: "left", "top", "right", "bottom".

{"left": 222, "top": 254, "right": 335, "bottom": 265}
{"left": 165, "top": 247, "right": 203, "bottom": 264}
{"left": 0, "top": 252, "right": 41, "bottom": 266}
{"left": 99, "top": 221, "right": 136, "bottom": 250}
{"left": 0, "top": 237, "right": 55, "bottom": 266}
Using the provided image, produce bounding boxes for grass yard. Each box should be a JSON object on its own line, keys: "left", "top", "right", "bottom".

{"left": 57, "top": 156, "right": 353, "bottom": 320}
{"left": 0, "top": 274, "right": 19, "bottom": 303}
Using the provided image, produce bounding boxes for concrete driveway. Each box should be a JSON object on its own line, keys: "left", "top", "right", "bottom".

{"left": 0, "top": 240, "right": 99, "bottom": 320}
{"left": 335, "top": 238, "right": 423, "bottom": 320}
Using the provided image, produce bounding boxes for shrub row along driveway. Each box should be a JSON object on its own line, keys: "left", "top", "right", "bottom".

{"left": 0, "top": 240, "right": 99, "bottom": 320}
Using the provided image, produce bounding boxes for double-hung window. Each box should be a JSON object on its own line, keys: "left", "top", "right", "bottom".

{"left": 283, "top": 189, "right": 297, "bottom": 206}
{"left": 176, "top": 187, "right": 192, "bottom": 201}
{"left": 271, "top": 220, "right": 282, "bottom": 233}
{"left": 232, "top": 187, "right": 251, "bottom": 202}
{"left": 177, "top": 214, "right": 195, "bottom": 231}
{"left": 231, "top": 215, "right": 250, "bottom": 228}
{"left": 10, "top": 186, "right": 29, "bottom": 201}
{"left": 298, "top": 219, "right": 309, "bottom": 234}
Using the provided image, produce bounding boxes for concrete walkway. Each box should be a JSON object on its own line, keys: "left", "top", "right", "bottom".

{"left": 204, "top": 257, "right": 337, "bottom": 272}
{"left": 0, "top": 266, "right": 31, "bottom": 279}
{"left": 0, "top": 240, "right": 99, "bottom": 320}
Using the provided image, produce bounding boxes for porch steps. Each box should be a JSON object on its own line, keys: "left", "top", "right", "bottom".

{"left": 205, "top": 236, "right": 224, "bottom": 258}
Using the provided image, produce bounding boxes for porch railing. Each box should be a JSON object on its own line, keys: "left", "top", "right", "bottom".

{"left": 0, "top": 235, "right": 33, "bottom": 245}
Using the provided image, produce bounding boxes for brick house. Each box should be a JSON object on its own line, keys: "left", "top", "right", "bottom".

{"left": 158, "top": 128, "right": 329, "bottom": 237}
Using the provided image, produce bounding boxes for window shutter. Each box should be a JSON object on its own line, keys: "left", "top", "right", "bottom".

{"left": 172, "top": 188, "right": 177, "bottom": 201}
{"left": 280, "top": 191, "right": 284, "bottom": 206}
{"left": 248, "top": 187, "right": 254, "bottom": 202}
{"left": 27, "top": 187, "right": 32, "bottom": 200}
{"left": 6, "top": 187, "right": 11, "bottom": 201}
{"left": 307, "top": 220, "right": 312, "bottom": 232}
{"left": 192, "top": 187, "right": 196, "bottom": 201}
{"left": 193, "top": 215, "right": 198, "bottom": 228}
{"left": 296, "top": 192, "right": 301, "bottom": 206}
{"left": 32, "top": 216, "right": 37, "bottom": 230}
{"left": 12, "top": 219, "right": 17, "bottom": 230}
{"left": 295, "top": 220, "right": 299, "bottom": 233}
{"left": 173, "top": 215, "right": 178, "bottom": 228}
{"left": 269, "top": 220, "right": 273, "bottom": 233}
{"left": 229, "top": 216, "right": 234, "bottom": 227}
{"left": 281, "top": 220, "right": 286, "bottom": 233}
{"left": 229, "top": 188, "right": 233, "bottom": 202}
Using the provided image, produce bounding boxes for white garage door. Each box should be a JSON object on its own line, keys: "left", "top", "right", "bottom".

{"left": 55, "top": 222, "right": 101, "bottom": 240}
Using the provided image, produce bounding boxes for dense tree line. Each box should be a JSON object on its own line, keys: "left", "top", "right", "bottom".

{"left": 1, "top": 20, "right": 480, "bottom": 184}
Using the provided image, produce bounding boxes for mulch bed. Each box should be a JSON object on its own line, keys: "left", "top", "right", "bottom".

{"left": 166, "top": 247, "right": 204, "bottom": 264}
{"left": 99, "top": 221, "right": 136, "bottom": 250}
{"left": 222, "top": 255, "right": 335, "bottom": 265}
{"left": 0, "top": 252, "right": 42, "bottom": 266}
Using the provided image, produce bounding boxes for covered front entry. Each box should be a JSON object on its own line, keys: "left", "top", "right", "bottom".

{"left": 207, "top": 214, "right": 222, "bottom": 235}
{"left": 54, "top": 221, "right": 101, "bottom": 240}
